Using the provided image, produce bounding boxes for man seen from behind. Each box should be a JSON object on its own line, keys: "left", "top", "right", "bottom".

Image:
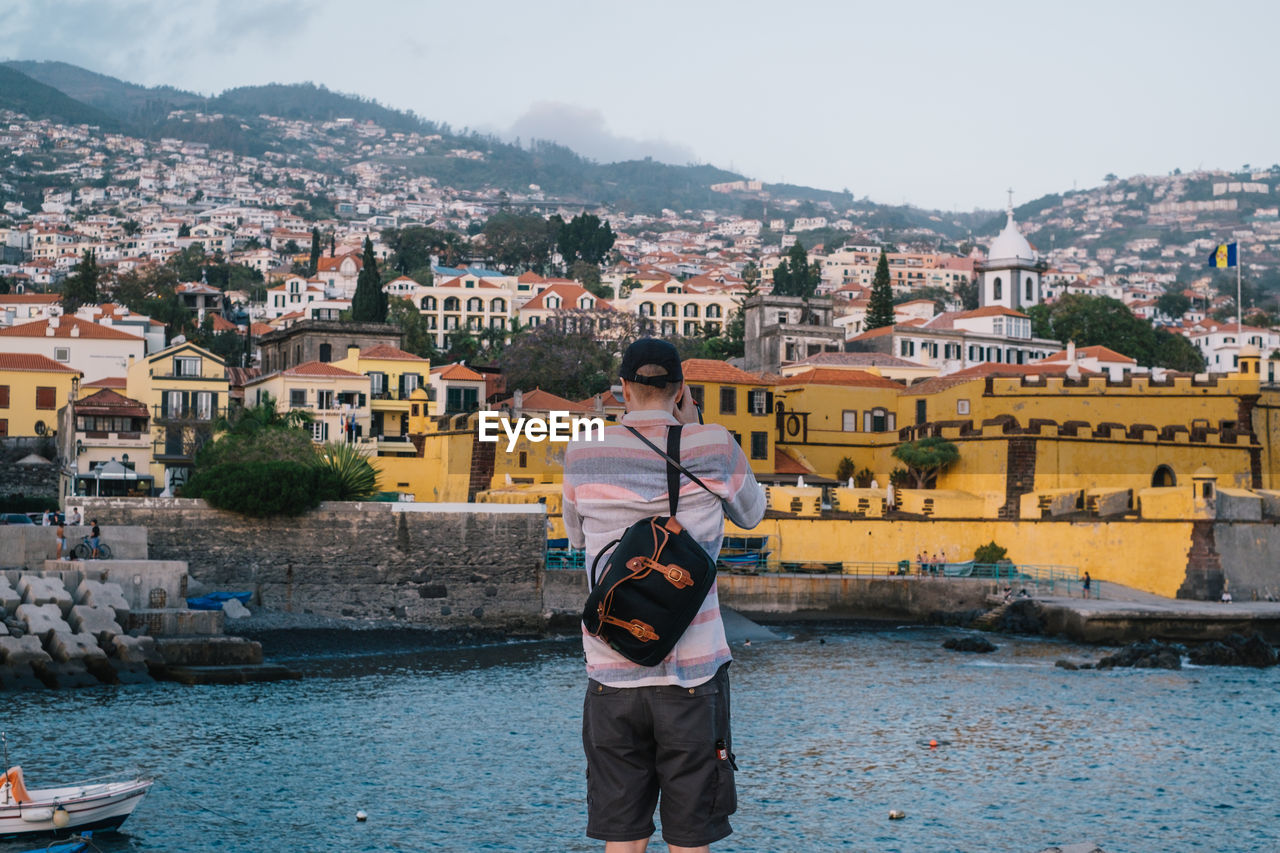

{"left": 564, "top": 338, "right": 766, "bottom": 852}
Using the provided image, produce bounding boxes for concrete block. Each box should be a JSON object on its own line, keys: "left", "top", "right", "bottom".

{"left": 46, "top": 631, "right": 108, "bottom": 663}
{"left": 0, "top": 622, "right": 6, "bottom": 636}
{"left": 112, "top": 634, "right": 162, "bottom": 665}
{"left": 0, "top": 577, "right": 19, "bottom": 613}
{"left": 0, "top": 634, "right": 53, "bottom": 666}
{"left": 16, "top": 602, "right": 72, "bottom": 639}
{"left": 222, "top": 598, "right": 250, "bottom": 619}
{"left": 76, "top": 579, "right": 132, "bottom": 617}
{"left": 33, "top": 659, "right": 101, "bottom": 688}
{"left": 69, "top": 604, "right": 123, "bottom": 641}
{"left": 18, "top": 574, "right": 72, "bottom": 613}
{"left": 125, "top": 609, "right": 223, "bottom": 637}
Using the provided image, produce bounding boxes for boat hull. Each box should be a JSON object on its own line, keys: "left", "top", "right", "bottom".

{"left": 0, "top": 779, "right": 151, "bottom": 840}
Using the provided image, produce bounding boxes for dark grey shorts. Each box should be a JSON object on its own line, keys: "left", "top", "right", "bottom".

{"left": 582, "top": 663, "right": 736, "bottom": 847}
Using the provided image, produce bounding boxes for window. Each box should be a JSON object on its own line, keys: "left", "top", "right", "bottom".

{"left": 421, "top": 296, "right": 436, "bottom": 310}
{"left": 443, "top": 296, "right": 460, "bottom": 311}
{"left": 900, "top": 340, "right": 915, "bottom": 357}
{"left": 842, "top": 410, "right": 858, "bottom": 431}
{"left": 400, "top": 373, "right": 421, "bottom": 396}
{"left": 54, "top": 347, "right": 70, "bottom": 362}
{"left": 35, "top": 386, "right": 56, "bottom": 410}
{"left": 687, "top": 385, "right": 704, "bottom": 407}
{"left": 490, "top": 298, "right": 506, "bottom": 313}
{"left": 518, "top": 450, "right": 527, "bottom": 468}
{"left": 174, "top": 356, "right": 202, "bottom": 377}
{"left": 750, "top": 431, "right": 768, "bottom": 460}
{"left": 195, "top": 391, "right": 213, "bottom": 420}
{"left": 368, "top": 372, "right": 386, "bottom": 397}
{"left": 445, "top": 386, "right": 479, "bottom": 413}
{"left": 864, "top": 407, "right": 893, "bottom": 432}
{"left": 706, "top": 304, "right": 722, "bottom": 318}
{"left": 731, "top": 431, "right": 742, "bottom": 446}
{"left": 957, "top": 399, "right": 970, "bottom": 415}
{"left": 290, "top": 389, "right": 307, "bottom": 407}
{"left": 309, "top": 421, "right": 328, "bottom": 442}
{"left": 749, "top": 389, "right": 768, "bottom": 415}
{"left": 661, "top": 303, "right": 677, "bottom": 317}
{"left": 683, "top": 304, "right": 699, "bottom": 317}
{"left": 993, "top": 276, "right": 1002, "bottom": 300}
{"left": 0, "top": 385, "right": 8, "bottom": 408}
{"left": 317, "top": 390, "right": 334, "bottom": 410}
{"left": 319, "top": 343, "right": 332, "bottom": 362}
{"left": 684, "top": 321, "right": 699, "bottom": 336}
{"left": 0, "top": 419, "right": 6, "bottom": 437}
{"left": 467, "top": 297, "right": 483, "bottom": 312}
{"left": 719, "top": 387, "right": 737, "bottom": 415}
{"left": 639, "top": 302, "right": 655, "bottom": 317}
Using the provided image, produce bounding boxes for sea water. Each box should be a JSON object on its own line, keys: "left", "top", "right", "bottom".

{"left": 2, "top": 624, "right": 1278, "bottom": 853}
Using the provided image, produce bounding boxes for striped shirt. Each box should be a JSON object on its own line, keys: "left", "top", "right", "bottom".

{"left": 563, "top": 408, "right": 766, "bottom": 688}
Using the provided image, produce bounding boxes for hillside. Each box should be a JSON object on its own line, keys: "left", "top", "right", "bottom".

{"left": 0, "top": 64, "right": 119, "bottom": 129}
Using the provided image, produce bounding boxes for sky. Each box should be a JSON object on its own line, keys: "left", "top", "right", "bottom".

{"left": 1, "top": 0, "right": 1277, "bottom": 212}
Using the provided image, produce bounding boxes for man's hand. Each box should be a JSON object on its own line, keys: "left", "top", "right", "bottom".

{"left": 673, "top": 386, "right": 701, "bottom": 425}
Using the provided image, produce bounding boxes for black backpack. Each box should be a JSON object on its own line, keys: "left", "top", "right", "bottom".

{"left": 582, "top": 425, "right": 719, "bottom": 666}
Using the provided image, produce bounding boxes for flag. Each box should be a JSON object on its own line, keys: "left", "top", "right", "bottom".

{"left": 1207, "top": 242, "right": 1238, "bottom": 268}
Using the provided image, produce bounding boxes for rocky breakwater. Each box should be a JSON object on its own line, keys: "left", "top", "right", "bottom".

{"left": 0, "top": 571, "right": 162, "bottom": 688}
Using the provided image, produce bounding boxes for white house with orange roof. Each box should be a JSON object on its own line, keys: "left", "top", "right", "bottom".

{"left": 428, "top": 362, "right": 486, "bottom": 416}
{"left": 1033, "top": 342, "right": 1139, "bottom": 380}
{"left": 516, "top": 282, "right": 611, "bottom": 332}
{"left": 316, "top": 251, "right": 363, "bottom": 299}
{"left": 617, "top": 276, "right": 742, "bottom": 338}
{"left": 0, "top": 315, "right": 146, "bottom": 382}
{"left": 266, "top": 275, "right": 327, "bottom": 320}
{"left": 1186, "top": 321, "right": 1280, "bottom": 372}
{"left": 75, "top": 303, "right": 167, "bottom": 353}
{"left": 0, "top": 293, "right": 61, "bottom": 327}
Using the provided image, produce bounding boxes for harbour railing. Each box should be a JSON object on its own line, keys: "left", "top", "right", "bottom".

{"left": 544, "top": 543, "right": 1099, "bottom": 598}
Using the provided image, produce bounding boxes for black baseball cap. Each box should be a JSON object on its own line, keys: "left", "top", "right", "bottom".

{"left": 619, "top": 338, "right": 683, "bottom": 387}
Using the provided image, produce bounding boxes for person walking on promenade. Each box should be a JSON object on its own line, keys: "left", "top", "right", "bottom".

{"left": 90, "top": 519, "right": 101, "bottom": 559}
{"left": 1082, "top": 571, "right": 1092, "bottom": 599}
{"left": 55, "top": 521, "right": 66, "bottom": 559}
{"left": 564, "top": 338, "right": 766, "bottom": 853}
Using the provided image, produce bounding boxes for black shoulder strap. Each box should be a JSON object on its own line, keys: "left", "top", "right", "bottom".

{"left": 666, "top": 425, "right": 681, "bottom": 518}
{"left": 623, "top": 424, "right": 718, "bottom": 516}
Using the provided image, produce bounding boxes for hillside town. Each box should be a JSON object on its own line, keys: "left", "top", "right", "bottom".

{"left": 3, "top": 104, "right": 1280, "bottom": 598}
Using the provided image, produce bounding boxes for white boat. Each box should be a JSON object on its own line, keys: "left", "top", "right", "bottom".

{"left": 1, "top": 765, "right": 152, "bottom": 840}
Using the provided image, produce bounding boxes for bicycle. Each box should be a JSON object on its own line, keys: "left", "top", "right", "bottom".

{"left": 71, "top": 535, "right": 112, "bottom": 560}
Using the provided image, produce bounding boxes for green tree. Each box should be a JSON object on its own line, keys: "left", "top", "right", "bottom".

{"left": 177, "top": 223, "right": 191, "bottom": 238}
{"left": 1027, "top": 303, "right": 1053, "bottom": 339}
{"left": 771, "top": 241, "right": 820, "bottom": 298}
{"left": 956, "top": 277, "right": 980, "bottom": 311}
{"left": 835, "top": 457, "right": 856, "bottom": 483}
{"left": 1155, "top": 292, "right": 1190, "bottom": 320}
{"left": 499, "top": 324, "right": 616, "bottom": 400}
{"left": 1036, "top": 294, "right": 1205, "bottom": 372}
{"left": 892, "top": 437, "right": 960, "bottom": 489}
{"left": 308, "top": 227, "right": 321, "bottom": 276}
{"left": 350, "top": 237, "right": 387, "bottom": 323}
{"left": 570, "top": 260, "right": 608, "bottom": 297}
{"left": 741, "top": 261, "right": 759, "bottom": 286}
{"left": 865, "top": 251, "right": 896, "bottom": 330}
{"left": 557, "top": 213, "right": 616, "bottom": 267}
{"left": 383, "top": 225, "right": 463, "bottom": 272}
{"left": 61, "top": 249, "right": 100, "bottom": 312}
{"left": 483, "top": 212, "right": 558, "bottom": 270}
{"left": 387, "top": 297, "right": 440, "bottom": 361}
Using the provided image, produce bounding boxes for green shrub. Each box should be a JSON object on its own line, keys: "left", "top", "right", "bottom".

{"left": 183, "top": 460, "right": 341, "bottom": 517}
{"left": 316, "top": 441, "right": 379, "bottom": 500}
{"left": 974, "top": 541, "right": 1008, "bottom": 563}
{"left": 835, "top": 457, "right": 856, "bottom": 483}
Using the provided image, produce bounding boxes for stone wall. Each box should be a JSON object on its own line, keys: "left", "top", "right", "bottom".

{"left": 76, "top": 498, "right": 548, "bottom": 631}
{"left": 718, "top": 574, "right": 993, "bottom": 619}
{"left": 0, "top": 437, "right": 60, "bottom": 500}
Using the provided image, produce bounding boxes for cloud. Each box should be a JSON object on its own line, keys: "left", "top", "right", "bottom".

{"left": 507, "top": 101, "right": 696, "bottom": 166}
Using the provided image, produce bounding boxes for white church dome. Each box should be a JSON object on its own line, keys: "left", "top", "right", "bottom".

{"left": 987, "top": 211, "right": 1036, "bottom": 262}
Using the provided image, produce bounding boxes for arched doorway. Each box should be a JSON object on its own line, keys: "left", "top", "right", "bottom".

{"left": 1151, "top": 465, "right": 1176, "bottom": 488}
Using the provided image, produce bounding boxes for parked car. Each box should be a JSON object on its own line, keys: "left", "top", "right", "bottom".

{"left": 0, "top": 513, "right": 35, "bottom": 524}
{"left": 25, "top": 511, "right": 64, "bottom": 525}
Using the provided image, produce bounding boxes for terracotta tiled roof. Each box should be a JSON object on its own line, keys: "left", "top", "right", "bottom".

{"left": 497, "top": 388, "right": 593, "bottom": 413}
{"left": 209, "top": 314, "right": 238, "bottom": 332}
{"left": 0, "top": 352, "right": 82, "bottom": 374}
{"left": 777, "top": 368, "right": 905, "bottom": 390}
{"left": 0, "top": 294, "right": 60, "bottom": 305}
{"left": 437, "top": 275, "right": 501, "bottom": 290}
{"left": 360, "top": 344, "right": 428, "bottom": 362}
{"left": 1036, "top": 346, "right": 1136, "bottom": 365}
{"left": 76, "top": 388, "right": 147, "bottom": 417}
{"left": 521, "top": 283, "right": 609, "bottom": 311}
{"left": 787, "top": 352, "right": 921, "bottom": 369}
{"left": 225, "top": 366, "right": 262, "bottom": 388}
{"left": 316, "top": 253, "right": 361, "bottom": 272}
{"left": 681, "top": 359, "right": 771, "bottom": 385}
{"left": 0, "top": 316, "right": 143, "bottom": 341}
{"left": 955, "top": 306, "right": 1029, "bottom": 319}
{"left": 82, "top": 376, "right": 127, "bottom": 389}
{"left": 774, "top": 447, "right": 810, "bottom": 475}
{"left": 281, "top": 361, "right": 363, "bottom": 378}
{"left": 249, "top": 323, "right": 275, "bottom": 337}
{"left": 432, "top": 363, "right": 485, "bottom": 381}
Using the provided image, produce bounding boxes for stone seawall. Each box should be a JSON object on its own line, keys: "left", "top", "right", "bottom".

{"left": 718, "top": 574, "right": 994, "bottom": 619}
{"left": 76, "top": 498, "right": 548, "bottom": 631}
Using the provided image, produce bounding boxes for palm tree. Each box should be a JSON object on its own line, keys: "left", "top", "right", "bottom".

{"left": 214, "top": 394, "right": 313, "bottom": 435}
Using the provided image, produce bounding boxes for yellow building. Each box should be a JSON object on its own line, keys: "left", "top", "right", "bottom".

{"left": 681, "top": 359, "right": 777, "bottom": 476}
{"left": 0, "top": 352, "right": 81, "bottom": 438}
{"left": 125, "top": 341, "right": 229, "bottom": 493}
{"left": 332, "top": 344, "right": 430, "bottom": 454}
{"left": 243, "top": 361, "right": 370, "bottom": 446}
{"left": 65, "top": 388, "right": 155, "bottom": 497}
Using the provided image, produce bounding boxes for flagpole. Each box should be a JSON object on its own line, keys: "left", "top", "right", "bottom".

{"left": 1237, "top": 242, "right": 1243, "bottom": 366}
